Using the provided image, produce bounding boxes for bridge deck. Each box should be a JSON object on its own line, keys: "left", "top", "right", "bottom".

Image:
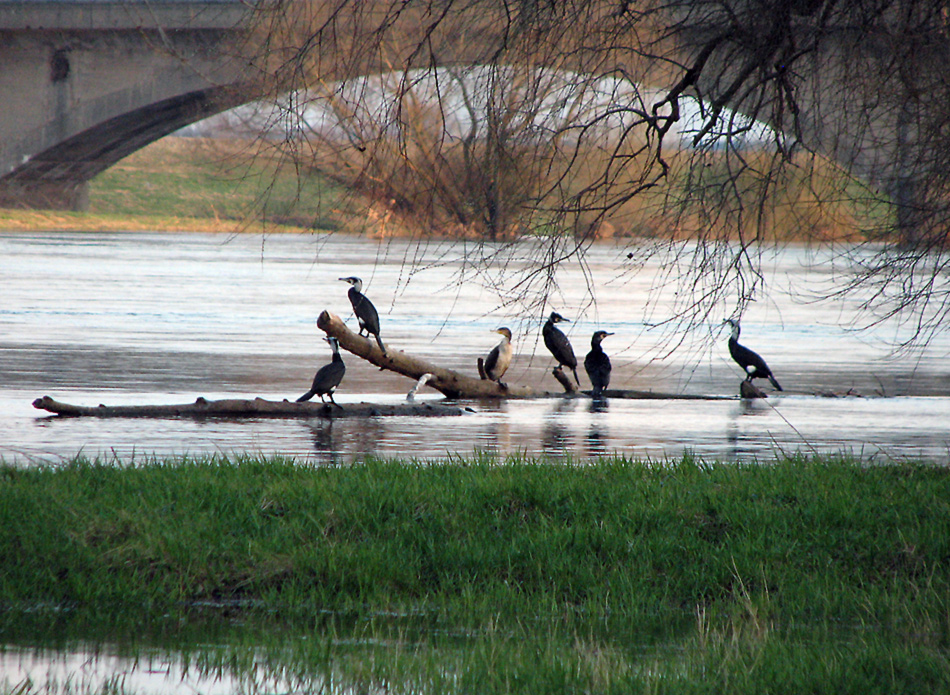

{"left": 0, "top": 0, "right": 253, "bottom": 31}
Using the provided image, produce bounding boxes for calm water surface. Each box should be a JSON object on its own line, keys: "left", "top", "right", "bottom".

{"left": 2, "top": 231, "right": 949, "bottom": 463}
{"left": 2, "top": 230, "right": 949, "bottom": 692}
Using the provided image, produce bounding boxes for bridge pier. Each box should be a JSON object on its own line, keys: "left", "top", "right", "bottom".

{"left": 0, "top": 0, "right": 258, "bottom": 211}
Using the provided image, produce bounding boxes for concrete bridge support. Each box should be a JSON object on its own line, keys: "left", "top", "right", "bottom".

{"left": 0, "top": 1, "right": 257, "bottom": 210}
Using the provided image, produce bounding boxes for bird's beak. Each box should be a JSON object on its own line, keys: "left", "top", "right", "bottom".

{"left": 605, "top": 332, "right": 615, "bottom": 336}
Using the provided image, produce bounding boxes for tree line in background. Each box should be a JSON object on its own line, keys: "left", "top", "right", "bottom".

{"left": 234, "top": 0, "right": 950, "bottom": 345}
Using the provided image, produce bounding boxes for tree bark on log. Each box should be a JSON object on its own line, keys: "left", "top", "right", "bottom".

{"left": 552, "top": 366, "right": 578, "bottom": 394}
{"left": 740, "top": 380, "right": 769, "bottom": 398}
{"left": 32, "top": 395, "right": 467, "bottom": 419}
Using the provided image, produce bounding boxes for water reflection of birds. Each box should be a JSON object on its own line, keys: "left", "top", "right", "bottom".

{"left": 725, "top": 319, "right": 782, "bottom": 391}
{"left": 584, "top": 330, "right": 614, "bottom": 396}
{"left": 307, "top": 420, "right": 344, "bottom": 465}
{"left": 586, "top": 397, "right": 610, "bottom": 457}
{"left": 482, "top": 327, "right": 513, "bottom": 386}
{"left": 542, "top": 311, "right": 579, "bottom": 385}
{"left": 340, "top": 276, "right": 386, "bottom": 352}
{"left": 727, "top": 400, "right": 773, "bottom": 460}
{"left": 588, "top": 397, "right": 610, "bottom": 414}
{"left": 297, "top": 336, "right": 345, "bottom": 407}
{"left": 541, "top": 398, "right": 576, "bottom": 456}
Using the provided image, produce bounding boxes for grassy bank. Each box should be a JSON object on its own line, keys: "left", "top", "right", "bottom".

{"left": 2, "top": 454, "right": 949, "bottom": 693}
{"left": 2, "top": 454, "right": 948, "bottom": 620}
{"left": 0, "top": 137, "right": 875, "bottom": 243}
{"left": 0, "top": 138, "right": 343, "bottom": 234}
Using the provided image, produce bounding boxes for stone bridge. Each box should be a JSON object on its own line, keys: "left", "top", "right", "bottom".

{"left": 0, "top": 0, "right": 257, "bottom": 209}
{"left": 0, "top": 0, "right": 936, "bottom": 223}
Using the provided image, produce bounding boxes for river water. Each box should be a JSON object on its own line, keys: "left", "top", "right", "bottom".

{"left": 2, "top": 231, "right": 948, "bottom": 464}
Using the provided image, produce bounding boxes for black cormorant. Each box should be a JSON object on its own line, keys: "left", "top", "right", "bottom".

{"left": 584, "top": 330, "right": 614, "bottom": 396}
{"left": 542, "top": 311, "right": 579, "bottom": 385}
{"left": 725, "top": 319, "right": 782, "bottom": 391}
{"left": 482, "top": 327, "right": 513, "bottom": 385}
{"left": 297, "top": 336, "right": 346, "bottom": 406}
{"left": 339, "top": 276, "right": 385, "bottom": 352}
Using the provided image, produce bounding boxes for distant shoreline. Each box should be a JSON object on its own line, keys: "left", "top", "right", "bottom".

{"left": 0, "top": 211, "right": 313, "bottom": 235}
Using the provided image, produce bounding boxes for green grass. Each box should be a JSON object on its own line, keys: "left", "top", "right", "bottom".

{"left": 0, "top": 138, "right": 348, "bottom": 233}
{"left": 89, "top": 139, "right": 344, "bottom": 230}
{"left": 2, "top": 453, "right": 949, "bottom": 693}
{"left": 2, "top": 453, "right": 948, "bottom": 620}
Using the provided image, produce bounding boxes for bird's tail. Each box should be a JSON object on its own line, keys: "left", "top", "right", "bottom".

{"left": 374, "top": 333, "right": 386, "bottom": 353}
{"left": 296, "top": 391, "right": 315, "bottom": 403}
{"left": 769, "top": 375, "right": 783, "bottom": 391}
{"left": 572, "top": 367, "right": 580, "bottom": 386}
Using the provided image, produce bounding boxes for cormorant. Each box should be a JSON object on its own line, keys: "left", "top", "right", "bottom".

{"left": 542, "top": 311, "right": 579, "bottom": 385}
{"left": 584, "top": 330, "right": 614, "bottom": 396}
{"left": 297, "top": 336, "right": 346, "bottom": 406}
{"left": 339, "top": 276, "right": 385, "bottom": 353}
{"left": 724, "top": 319, "right": 782, "bottom": 391}
{"left": 482, "top": 327, "right": 513, "bottom": 385}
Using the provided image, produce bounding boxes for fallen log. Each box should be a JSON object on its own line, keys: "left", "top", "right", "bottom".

{"left": 597, "top": 389, "right": 732, "bottom": 401}
{"left": 317, "top": 310, "right": 734, "bottom": 401}
{"left": 552, "top": 366, "right": 578, "bottom": 394}
{"left": 32, "top": 395, "right": 467, "bottom": 419}
{"left": 317, "top": 310, "right": 545, "bottom": 398}
{"left": 740, "top": 380, "right": 769, "bottom": 399}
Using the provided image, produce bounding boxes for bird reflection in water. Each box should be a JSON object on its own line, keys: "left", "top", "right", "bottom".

{"left": 586, "top": 396, "right": 610, "bottom": 458}
{"left": 306, "top": 420, "right": 344, "bottom": 465}
{"left": 542, "top": 398, "right": 576, "bottom": 457}
{"left": 726, "top": 399, "right": 773, "bottom": 461}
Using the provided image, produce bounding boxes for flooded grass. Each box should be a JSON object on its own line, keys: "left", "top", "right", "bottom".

{"left": 2, "top": 453, "right": 949, "bottom": 693}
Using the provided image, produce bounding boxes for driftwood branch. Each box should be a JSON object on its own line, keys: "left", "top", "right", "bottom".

{"left": 318, "top": 310, "right": 544, "bottom": 398}
{"left": 32, "top": 395, "right": 466, "bottom": 419}
{"left": 740, "top": 380, "right": 768, "bottom": 398}
{"left": 552, "top": 366, "right": 578, "bottom": 394}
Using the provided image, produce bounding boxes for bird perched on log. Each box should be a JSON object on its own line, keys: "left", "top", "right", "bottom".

{"left": 297, "top": 336, "right": 346, "bottom": 406}
{"left": 542, "top": 311, "right": 579, "bottom": 385}
{"left": 724, "top": 319, "right": 783, "bottom": 391}
{"left": 339, "top": 276, "right": 385, "bottom": 353}
{"left": 584, "top": 330, "right": 614, "bottom": 396}
{"left": 482, "top": 327, "right": 513, "bottom": 386}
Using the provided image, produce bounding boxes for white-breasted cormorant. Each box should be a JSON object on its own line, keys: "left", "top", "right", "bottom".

{"left": 297, "top": 336, "right": 346, "bottom": 406}
{"left": 482, "top": 327, "right": 513, "bottom": 385}
{"left": 584, "top": 330, "right": 614, "bottom": 396}
{"left": 339, "top": 276, "right": 385, "bottom": 353}
{"left": 542, "top": 311, "right": 579, "bottom": 385}
{"left": 725, "top": 319, "right": 782, "bottom": 391}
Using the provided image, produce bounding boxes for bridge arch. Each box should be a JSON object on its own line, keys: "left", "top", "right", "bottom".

{"left": 0, "top": 0, "right": 258, "bottom": 209}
